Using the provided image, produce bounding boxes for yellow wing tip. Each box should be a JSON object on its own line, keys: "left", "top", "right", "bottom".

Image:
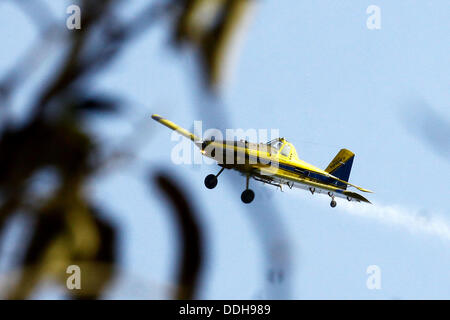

{"left": 151, "top": 114, "right": 163, "bottom": 121}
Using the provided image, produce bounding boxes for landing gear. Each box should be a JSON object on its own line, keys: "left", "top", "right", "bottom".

{"left": 204, "top": 174, "right": 217, "bottom": 189}
{"left": 241, "top": 175, "right": 255, "bottom": 204}
{"left": 328, "top": 192, "right": 337, "bottom": 208}
{"left": 204, "top": 167, "right": 224, "bottom": 189}
{"left": 204, "top": 169, "right": 256, "bottom": 204}
{"left": 241, "top": 189, "right": 255, "bottom": 204}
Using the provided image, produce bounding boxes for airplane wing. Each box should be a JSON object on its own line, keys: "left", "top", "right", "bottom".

{"left": 255, "top": 167, "right": 372, "bottom": 203}
{"left": 151, "top": 114, "right": 201, "bottom": 143}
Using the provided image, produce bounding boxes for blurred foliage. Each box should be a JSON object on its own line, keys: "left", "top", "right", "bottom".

{"left": 173, "top": 0, "right": 253, "bottom": 88}
{"left": 155, "top": 173, "right": 203, "bottom": 300}
{"left": 402, "top": 101, "right": 450, "bottom": 162}
{"left": 0, "top": 0, "right": 252, "bottom": 299}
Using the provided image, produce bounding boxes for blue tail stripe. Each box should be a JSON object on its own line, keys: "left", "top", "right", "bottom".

{"left": 329, "top": 156, "right": 354, "bottom": 189}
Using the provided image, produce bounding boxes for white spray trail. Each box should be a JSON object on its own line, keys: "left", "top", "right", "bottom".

{"left": 337, "top": 200, "right": 450, "bottom": 242}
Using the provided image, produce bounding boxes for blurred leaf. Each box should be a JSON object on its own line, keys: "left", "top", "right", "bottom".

{"left": 172, "top": 0, "right": 254, "bottom": 89}
{"left": 402, "top": 101, "right": 450, "bottom": 162}
{"left": 154, "top": 172, "right": 203, "bottom": 300}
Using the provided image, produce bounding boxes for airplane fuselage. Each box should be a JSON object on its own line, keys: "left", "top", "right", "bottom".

{"left": 200, "top": 139, "right": 370, "bottom": 203}
{"left": 151, "top": 114, "right": 372, "bottom": 205}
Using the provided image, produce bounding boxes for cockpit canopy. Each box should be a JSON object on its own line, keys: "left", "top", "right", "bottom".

{"left": 267, "top": 138, "right": 284, "bottom": 151}
{"left": 266, "top": 138, "right": 298, "bottom": 159}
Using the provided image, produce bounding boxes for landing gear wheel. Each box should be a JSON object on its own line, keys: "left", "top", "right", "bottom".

{"left": 204, "top": 174, "right": 218, "bottom": 189}
{"left": 241, "top": 189, "right": 255, "bottom": 204}
{"left": 330, "top": 200, "right": 337, "bottom": 208}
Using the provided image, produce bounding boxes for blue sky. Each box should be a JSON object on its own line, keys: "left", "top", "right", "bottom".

{"left": 0, "top": 1, "right": 449, "bottom": 299}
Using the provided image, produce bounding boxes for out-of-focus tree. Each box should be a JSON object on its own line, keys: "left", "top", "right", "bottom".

{"left": 0, "top": 0, "right": 255, "bottom": 299}
{"left": 402, "top": 100, "right": 450, "bottom": 162}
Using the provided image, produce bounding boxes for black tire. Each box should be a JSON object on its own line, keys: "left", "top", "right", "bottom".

{"left": 204, "top": 174, "right": 218, "bottom": 189}
{"left": 241, "top": 189, "right": 255, "bottom": 204}
{"left": 330, "top": 200, "right": 337, "bottom": 208}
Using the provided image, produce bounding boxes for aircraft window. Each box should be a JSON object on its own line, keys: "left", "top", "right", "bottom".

{"left": 268, "top": 140, "right": 283, "bottom": 151}
{"left": 291, "top": 149, "right": 298, "bottom": 159}
{"left": 281, "top": 144, "right": 291, "bottom": 157}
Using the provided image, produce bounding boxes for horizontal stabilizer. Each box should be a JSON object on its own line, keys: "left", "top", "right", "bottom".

{"left": 331, "top": 177, "right": 373, "bottom": 193}
{"left": 343, "top": 191, "right": 372, "bottom": 203}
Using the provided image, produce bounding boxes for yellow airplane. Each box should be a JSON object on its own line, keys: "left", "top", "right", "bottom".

{"left": 152, "top": 114, "right": 372, "bottom": 207}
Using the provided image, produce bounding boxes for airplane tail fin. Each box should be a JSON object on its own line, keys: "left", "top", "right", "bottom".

{"left": 325, "top": 149, "right": 355, "bottom": 189}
